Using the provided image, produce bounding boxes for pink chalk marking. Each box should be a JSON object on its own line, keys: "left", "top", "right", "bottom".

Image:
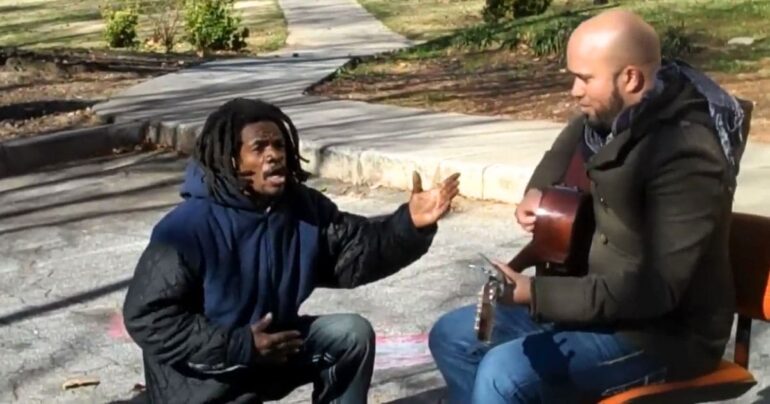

{"left": 374, "top": 333, "right": 432, "bottom": 370}
{"left": 107, "top": 315, "right": 434, "bottom": 370}
{"left": 108, "top": 313, "right": 132, "bottom": 341}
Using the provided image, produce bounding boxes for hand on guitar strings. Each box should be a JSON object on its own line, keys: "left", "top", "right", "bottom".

{"left": 515, "top": 189, "right": 543, "bottom": 233}
{"left": 490, "top": 259, "right": 532, "bottom": 306}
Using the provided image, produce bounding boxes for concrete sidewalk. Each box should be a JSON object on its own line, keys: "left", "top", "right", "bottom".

{"left": 93, "top": 0, "right": 770, "bottom": 215}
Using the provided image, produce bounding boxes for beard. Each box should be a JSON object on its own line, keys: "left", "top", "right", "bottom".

{"left": 585, "top": 85, "right": 626, "bottom": 134}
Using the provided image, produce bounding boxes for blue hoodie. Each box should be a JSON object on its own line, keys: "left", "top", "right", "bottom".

{"left": 149, "top": 161, "right": 337, "bottom": 331}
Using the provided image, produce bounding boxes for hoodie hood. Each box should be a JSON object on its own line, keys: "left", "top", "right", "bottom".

{"left": 180, "top": 160, "right": 272, "bottom": 211}
{"left": 154, "top": 159, "right": 325, "bottom": 330}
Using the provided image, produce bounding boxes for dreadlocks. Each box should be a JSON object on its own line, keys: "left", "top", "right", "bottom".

{"left": 192, "top": 98, "right": 309, "bottom": 201}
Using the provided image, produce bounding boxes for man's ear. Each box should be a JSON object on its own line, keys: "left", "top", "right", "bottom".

{"left": 622, "top": 66, "right": 646, "bottom": 94}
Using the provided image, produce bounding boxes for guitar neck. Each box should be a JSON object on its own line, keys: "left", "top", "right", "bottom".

{"left": 507, "top": 243, "right": 535, "bottom": 273}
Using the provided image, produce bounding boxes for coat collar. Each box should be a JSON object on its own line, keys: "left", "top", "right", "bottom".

{"left": 585, "top": 76, "right": 702, "bottom": 170}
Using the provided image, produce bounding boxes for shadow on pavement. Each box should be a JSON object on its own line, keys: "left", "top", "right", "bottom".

{"left": 0, "top": 278, "right": 131, "bottom": 326}
{"left": 384, "top": 387, "right": 447, "bottom": 404}
{"left": 0, "top": 203, "right": 177, "bottom": 237}
{"left": 753, "top": 385, "right": 770, "bottom": 404}
{"left": 0, "top": 151, "right": 179, "bottom": 197}
{"left": 0, "top": 178, "right": 181, "bottom": 221}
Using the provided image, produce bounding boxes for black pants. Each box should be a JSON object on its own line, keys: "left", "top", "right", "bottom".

{"left": 252, "top": 313, "right": 376, "bottom": 403}
{"left": 123, "top": 313, "right": 376, "bottom": 404}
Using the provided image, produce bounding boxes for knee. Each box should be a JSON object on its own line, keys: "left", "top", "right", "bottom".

{"left": 326, "top": 313, "right": 375, "bottom": 350}
{"left": 474, "top": 345, "right": 537, "bottom": 402}
{"left": 429, "top": 305, "right": 475, "bottom": 359}
{"left": 428, "top": 312, "right": 451, "bottom": 353}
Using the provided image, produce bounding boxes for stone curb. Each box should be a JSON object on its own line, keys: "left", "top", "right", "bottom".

{"left": 165, "top": 124, "right": 531, "bottom": 204}
{"left": 298, "top": 141, "right": 530, "bottom": 204}
{"left": 157, "top": 115, "right": 770, "bottom": 214}
{"left": 0, "top": 121, "right": 149, "bottom": 178}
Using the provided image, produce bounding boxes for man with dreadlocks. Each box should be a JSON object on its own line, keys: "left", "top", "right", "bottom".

{"left": 122, "top": 97, "right": 461, "bottom": 404}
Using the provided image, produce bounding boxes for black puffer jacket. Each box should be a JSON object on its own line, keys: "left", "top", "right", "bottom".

{"left": 122, "top": 162, "right": 437, "bottom": 403}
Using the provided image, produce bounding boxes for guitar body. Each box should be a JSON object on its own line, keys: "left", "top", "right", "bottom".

{"left": 474, "top": 146, "right": 594, "bottom": 342}
{"left": 513, "top": 185, "right": 594, "bottom": 276}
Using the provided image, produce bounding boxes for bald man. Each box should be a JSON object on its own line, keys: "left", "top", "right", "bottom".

{"left": 429, "top": 9, "right": 752, "bottom": 404}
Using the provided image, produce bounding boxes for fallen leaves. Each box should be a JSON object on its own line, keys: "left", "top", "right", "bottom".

{"left": 0, "top": 48, "right": 197, "bottom": 141}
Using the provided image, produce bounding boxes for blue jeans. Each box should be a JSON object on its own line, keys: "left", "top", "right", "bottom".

{"left": 429, "top": 305, "right": 668, "bottom": 404}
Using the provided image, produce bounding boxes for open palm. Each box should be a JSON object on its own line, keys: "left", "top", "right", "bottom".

{"left": 408, "top": 171, "right": 461, "bottom": 228}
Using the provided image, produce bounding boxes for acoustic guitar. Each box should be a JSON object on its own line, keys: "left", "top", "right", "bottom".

{"left": 474, "top": 147, "right": 594, "bottom": 343}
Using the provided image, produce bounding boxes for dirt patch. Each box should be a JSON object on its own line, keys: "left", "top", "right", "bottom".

{"left": 313, "top": 48, "right": 580, "bottom": 126}
{"left": 311, "top": 48, "right": 770, "bottom": 142}
{"left": 0, "top": 47, "right": 208, "bottom": 141}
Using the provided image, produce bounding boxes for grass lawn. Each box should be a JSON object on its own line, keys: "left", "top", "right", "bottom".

{"left": 0, "top": 0, "right": 287, "bottom": 54}
{"left": 316, "top": 0, "right": 770, "bottom": 140}
{"left": 357, "top": 0, "right": 485, "bottom": 41}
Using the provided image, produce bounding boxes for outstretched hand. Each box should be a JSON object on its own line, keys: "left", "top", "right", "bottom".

{"left": 408, "top": 172, "right": 461, "bottom": 228}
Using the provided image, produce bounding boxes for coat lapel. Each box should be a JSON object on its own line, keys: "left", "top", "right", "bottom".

{"left": 585, "top": 126, "right": 634, "bottom": 170}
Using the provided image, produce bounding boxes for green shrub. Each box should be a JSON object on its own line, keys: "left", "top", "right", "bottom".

{"left": 661, "top": 22, "right": 694, "bottom": 59}
{"left": 513, "top": 0, "right": 552, "bottom": 19}
{"left": 184, "top": 0, "right": 249, "bottom": 52}
{"left": 483, "top": 0, "right": 513, "bottom": 22}
{"left": 525, "top": 15, "right": 587, "bottom": 59}
{"left": 456, "top": 24, "right": 501, "bottom": 49}
{"left": 483, "top": 0, "right": 552, "bottom": 22}
{"left": 102, "top": 4, "right": 139, "bottom": 48}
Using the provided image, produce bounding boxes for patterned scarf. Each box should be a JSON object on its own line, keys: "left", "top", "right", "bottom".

{"left": 584, "top": 60, "right": 748, "bottom": 176}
